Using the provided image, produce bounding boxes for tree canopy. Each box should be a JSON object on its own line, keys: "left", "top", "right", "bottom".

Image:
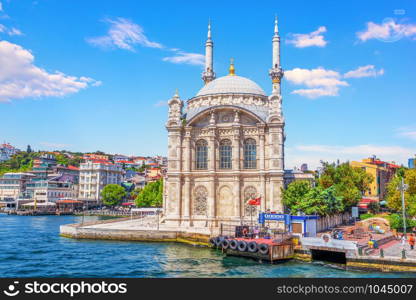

{"left": 283, "top": 181, "right": 343, "bottom": 216}
{"left": 319, "top": 161, "right": 373, "bottom": 208}
{"left": 0, "top": 151, "right": 39, "bottom": 176}
{"left": 135, "top": 179, "right": 163, "bottom": 207}
{"left": 101, "top": 184, "right": 127, "bottom": 207}
{"left": 55, "top": 153, "right": 83, "bottom": 167}
{"left": 283, "top": 161, "right": 373, "bottom": 216}
{"left": 386, "top": 168, "right": 416, "bottom": 217}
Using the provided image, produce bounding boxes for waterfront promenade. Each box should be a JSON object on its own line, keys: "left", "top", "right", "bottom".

{"left": 60, "top": 216, "right": 416, "bottom": 273}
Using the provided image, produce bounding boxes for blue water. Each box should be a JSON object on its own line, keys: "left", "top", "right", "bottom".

{"left": 0, "top": 214, "right": 414, "bottom": 277}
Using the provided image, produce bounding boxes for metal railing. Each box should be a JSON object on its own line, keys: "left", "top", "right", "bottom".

{"left": 220, "top": 223, "right": 292, "bottom": 241}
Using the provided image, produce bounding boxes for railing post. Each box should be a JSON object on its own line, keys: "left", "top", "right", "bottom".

{"left": 380, "top": 248, "right": 384, "bottom": 258}
{"left": 402, "top": 249, "right": 406, "bottom": 259}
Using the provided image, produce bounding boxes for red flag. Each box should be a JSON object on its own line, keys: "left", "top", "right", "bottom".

{"left": 246, "top": 196, "right": 261, "bottom": 205}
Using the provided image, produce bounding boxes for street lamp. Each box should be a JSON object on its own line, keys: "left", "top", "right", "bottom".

{"left": 397, "top": 177, "right": 409, "bottom": 235}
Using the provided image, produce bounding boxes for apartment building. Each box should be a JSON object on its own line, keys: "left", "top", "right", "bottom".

{"left": 78, "top": 161, "right": 124, "bottom": 203}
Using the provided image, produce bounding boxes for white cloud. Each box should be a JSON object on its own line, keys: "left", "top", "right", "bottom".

{"left": 286, "top": 144, "right": 412, "bottom": 169}
{"left": 286, "top": 26, "right": 327, "bottom": 48}
{"left": 87, "top": 17, "right": 162, "bottom": 51}
{"left": 40, "top": 142, "right": 71, "bottom": 149}
{"left": 357, "top": 19, "right": 416, "bottom": 42}
{"left": 0, "top": 24, "right": 22, "bottom": 36}
{"left": 344, "top": 65, "right": 384, "bottom": 78}
{"left": 163, "top": 50, "right": 204, "bottom": 66}
{"left": 397, "top": 126, "right": 416, "bottom": 141}
{"left": 8, "top": 27, "right": 22, "bottom": 36}
{"left": 0, "top": 40, "right": 100, "bottom": 102}
{"left": 285, "top": 67, "right": 348, "bottom": 99}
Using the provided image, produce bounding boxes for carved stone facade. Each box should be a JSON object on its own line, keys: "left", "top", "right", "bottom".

{"left": 163, "top": 20, "right": 285, "bottom": 228}
{"left": 164, "top": 89, "right": 285, "bottom": 228}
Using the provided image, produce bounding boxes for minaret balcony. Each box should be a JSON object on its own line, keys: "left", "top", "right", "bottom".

{"left": 268, "top": 67, "right": 284, "bottom": 83}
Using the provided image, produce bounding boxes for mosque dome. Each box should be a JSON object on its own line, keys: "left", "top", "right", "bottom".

{"left": 196, "top": 75, "right": 266, "bottom": 97}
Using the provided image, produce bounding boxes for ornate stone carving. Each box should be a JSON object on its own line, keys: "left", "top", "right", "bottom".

{"left": 244, "top": 186, "right": 258, "bottom": 216}
{"left": 187, "top": 94, "right": 270, "bottom": 110}
{"left": 193, "top": 186, "right": 208, "bottom": 215}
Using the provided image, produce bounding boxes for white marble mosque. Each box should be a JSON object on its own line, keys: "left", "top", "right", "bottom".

{"left": 163, "top": 18, "right": 285, "bottom": 228}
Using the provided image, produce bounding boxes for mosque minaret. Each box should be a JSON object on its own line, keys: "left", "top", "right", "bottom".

{"left": 164, "top": 19, "right": 285, "bottom": 229}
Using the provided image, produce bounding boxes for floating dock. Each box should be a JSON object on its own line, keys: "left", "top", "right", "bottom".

{"left": 210, "top": 235, "right": 295, "bottom": 263}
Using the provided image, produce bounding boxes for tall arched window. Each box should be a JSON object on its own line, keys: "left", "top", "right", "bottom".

{"left": 195, "top": 139, "right": 208, "bottom": 170}
{"left": 243, "top": 138, "right": 257, "bottom": 169}
{"left": 219, "top": 139, "right": 232, "bottom": 169}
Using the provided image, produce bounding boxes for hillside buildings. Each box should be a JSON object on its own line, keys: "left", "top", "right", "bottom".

{"left": 0, "top": 147, "right": 167, "bottom": 209}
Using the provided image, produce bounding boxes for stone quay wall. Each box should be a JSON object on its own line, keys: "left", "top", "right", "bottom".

{"left": 60, "top": 224, "right": 210, "bottom": 246}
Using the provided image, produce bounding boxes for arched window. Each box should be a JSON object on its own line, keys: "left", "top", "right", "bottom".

{"left": 219, "top": 139, "right": 232, "bottom": 169}
{"left": 195, "top": 139, "right": 208, "bottom": 170}
{"left": 243, "top": 138, "right": 257, "bottom": 169}
{"left": 193, "top": 186, "right": 208, "bottom": 215}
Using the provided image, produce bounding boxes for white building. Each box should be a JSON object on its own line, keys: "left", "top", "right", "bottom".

{"left": 0, "top": 143, "right": 20, "bottom": 162}
{"left": 113, "top": 154, "right": 130, "bottom": 163}
{"left": 0, "top": 172, "right": 35, "bottom": 202}
{"left": 164, "top": 19, "right": 285, "bottom": 228}
{"left": 78, "top": 161, "right": 124, "bottom": 203}
{"left": 25, "top": 179, "right": 77, "bottom": 203}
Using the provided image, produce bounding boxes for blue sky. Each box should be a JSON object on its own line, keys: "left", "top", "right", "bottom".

{"left": 0, "top": 0, "right": 415, "bottom": 169}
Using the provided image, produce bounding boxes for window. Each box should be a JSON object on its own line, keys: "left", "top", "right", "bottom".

{"left": 195, "top": 140, "right": 208, "bottom": 170}
{"left": 243, "top": 138, "right": 257, "bottom": 169}
{"left": 219, "top": 139, "right": 232, "bottom": 169}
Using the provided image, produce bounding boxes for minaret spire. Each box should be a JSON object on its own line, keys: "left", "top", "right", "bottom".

{"left": 274, "top": 15, "right": 279, "bottom": 35}
{"left": 202, "top": 20, "right": 215, "bottom": 84}
{"left": 269, "top": 16, "right": 284, "bottom": 94}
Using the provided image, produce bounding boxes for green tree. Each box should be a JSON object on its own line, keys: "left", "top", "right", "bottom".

{"left": 386, "top": 169, "right": 416, "bottom": 217}
{"left": 135, "top": 179, "right": 163, "bottom": 207}
{"left": 130, "top": 187, "right": 142, "bottom": 199}
{"left": 318, "top": 161, "right": 373, "bottom": 208}
{"left": 282, "top": 180, "right": 312, "bottom": 213}
{"left": 26, "top": 145, "right": 32, "bottom": 153}
{"left": 101, "top": 184, "right": 127, "bottom": 207}
{"left": 0, "top": 151, "right": 39, "bottom": 176}
{"left": 387, "top": 213, "right": 416, "bottom": 231}
{"left": 283, "top": 182, "right": 343, "bottom": 216}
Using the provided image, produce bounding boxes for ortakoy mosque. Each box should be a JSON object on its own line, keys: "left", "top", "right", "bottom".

{"left": 163, "top": 19, "right": 288, "bottom": 229}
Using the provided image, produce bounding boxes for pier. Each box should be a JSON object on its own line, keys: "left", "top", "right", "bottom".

{"left": 59, "top": 217, "right": 416, "bottom": 273}
{"left": 60, "top": 216, "right": 212, "bottom": 246}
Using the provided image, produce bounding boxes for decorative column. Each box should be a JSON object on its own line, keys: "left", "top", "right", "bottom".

{"left": 232, "top": 114, "right": 240, "bottom": 171}
{"left": 208, "top": 177, "right": 216, "bottom": 226}
{"left": 233, "top": 175, "right": 241, "bottom": 220}
{"left": 184, "top": 127, "right": 192, "bottom": 172}
{"left": 182, "top": 176, "right": 191, "bottom": 226}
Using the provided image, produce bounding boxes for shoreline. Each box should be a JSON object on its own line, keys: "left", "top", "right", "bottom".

{"left": 59, "top": 218, "right": 416, "bottom": 274}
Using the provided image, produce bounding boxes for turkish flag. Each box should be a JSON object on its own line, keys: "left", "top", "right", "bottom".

{"left": 247, "top": 197, "right": 261, "bottom": 206}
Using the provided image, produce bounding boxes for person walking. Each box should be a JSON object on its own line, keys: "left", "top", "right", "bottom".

{"left": 409, "top": 234, "right": 415, "bottom": 250}
{"left": 401, "top": 234, "right": 407, "bottom": 247}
